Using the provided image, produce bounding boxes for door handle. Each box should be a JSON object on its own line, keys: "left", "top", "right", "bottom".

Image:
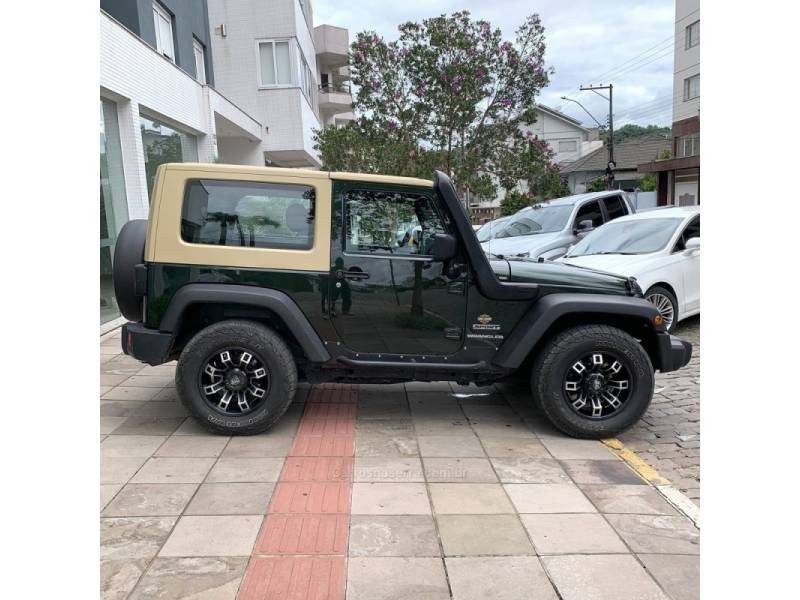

{"left": 336, "top": 269, "right": 370, "bottom": 281}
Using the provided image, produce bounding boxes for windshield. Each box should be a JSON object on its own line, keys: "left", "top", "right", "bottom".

{"left": 476, "top": 217, "right": 510, "bottom": 242}
{"left": 568, "top": 218, "right": 683, "bottom": 257}
{"left": 495, "top": 205, "right": 572, "bottom": 238}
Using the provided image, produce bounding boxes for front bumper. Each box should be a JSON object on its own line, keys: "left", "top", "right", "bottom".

{"left": 121, "top": 322, "right": 174, "bottom": 366}
{"left": 653, "top": 332, "right": 693, "bottom": 373}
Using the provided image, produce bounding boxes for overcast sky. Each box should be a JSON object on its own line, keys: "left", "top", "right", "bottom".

{"left": 312, "top": 0, "right": 676, "bottom": 128}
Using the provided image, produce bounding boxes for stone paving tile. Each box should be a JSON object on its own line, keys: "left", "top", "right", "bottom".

{"left": 423, "top": 457, "right": 497, "bottom": 482}
{"left": 101, "top": 456, "right": 148, "bottom": 484}
{"left": 159, "top": 515, "right": 262, "bottom": 557}
{"left": 129, "top": 557, "right": 247, "bottom": 600}
{"left": 103, "top": 483, "right": 198, "bottom": 517}
{"left": 429, "top": 483, "right": 514, "bottom": 514}
{"left": 437, "top": 514, "right": 532, "bottom": 556}
{"left": 113, "top": 416, "right": 185, "bottom": 436}
{"left": 131, "top": 457, "right": 216, "bottom": 484}
{"left": 491, "top": 457, "right": 571, "bottom": 484}
{"left": 351, "top": 482, "right": 431, "bottom": 515}
{"left": 542, "top": 554, "right": 669, "bottom": 600}
{"left": 521, "top": 513, "right": 628, "bottom": 554}
{"left": 559, "top": 460, "right": 645, "bottom": 485}
{"left": 101, "top": 558, "right": 149, "bottom": 600}
{"left": 638, "top": 553, "right": 700, "bottom": 600}
{"left": 355, "top": 432, "right": 419, "bottom": 457}
{"left": 124, "top": 375, "right": 175, "bottom": 388}
{"left": 538, "top": 436, "right": 616, "bottom": 460}
{"left": 102, "top": 386, "right": 163, "bottom": 401}
{"left": 579, "top": 484, "right": 679, "bottom": 515}
{"left": 478, "top": 436, "right": 550, "bottom": 458}
{"left": 185, "top": 482, "right": 275, "bottom": 515}
{"left": 605, "top": 514, "right": 700, "bottom": 554}
{"left": 101, "top": 435, "right": 167, "bottom": 458}
{"left": 221, "top": 434, "right": 294, "bottom": 458}
{"left": 101, "top": 416, "right": 128, "bottom": 435}
{"left": 132, "top": 401, "right": 190, "bottom": 418}
{"left": 281, "top": 456, "right": 354, "bottom": 482}
{"left": 354, "top": 457, "right": 424, "bottom": 482}
{"left": 416, "top": 434, "right": 486, "bottom": 457}
{"left": 349, "top": 515, "right": 440, "bottom": 557}
{"left": 206, "top": 458, "right": 284, "bottom": 483}
{"left": 347, "top": 557, "right": 450, "bottom": 600}
{"left": 271, "top": 481, "right": 351, "bottom": 514}
{"left": 101, "top": 400, "right": 146, "bottom": 417}
{"left": 154, "top": 435, "right": 230, "bottom": 458}
{"left": 101, "top": 516, "right": 178, "bottom": 560}
{"left": 446, "top": 556, "right": 558, "bottom": 600}
{"left": 101, "top": 484, "right": 123, "bottom": 510}
{"left": 504, "top": 484, "right": 596, "bottom": 514}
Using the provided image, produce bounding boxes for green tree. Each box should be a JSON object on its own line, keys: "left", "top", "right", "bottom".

{"left": 639, "top": 173, "right": 657, "bottom": 192}
{"left": 500, "top": 189, "right": 534, "bottom": 215}
{"left": 585, "top": 177, "right": 606, "bottom": 192}
{"left": 314, "top": 11, "right": 556, "bottom": 201}
{"left": 599, "top": 124, "right": 670, "bottom": 144}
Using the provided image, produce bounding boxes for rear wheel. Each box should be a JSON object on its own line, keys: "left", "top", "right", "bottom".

{"left": 531, "top": 325, "right": 654, "bottom": 439}
{"left": 176, "top": 320, "right": 297, "bottom": 435}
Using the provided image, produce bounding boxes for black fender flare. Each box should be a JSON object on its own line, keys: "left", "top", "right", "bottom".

{"left": 159, "top": 283, "right": 331, "bottom": 363}
{"left": 492, "top": 293, "right": 664, "bottom": 369}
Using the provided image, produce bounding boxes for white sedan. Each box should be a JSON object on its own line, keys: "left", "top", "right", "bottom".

{"left": 560, "top": 206, "right": 700, "bottom": 331}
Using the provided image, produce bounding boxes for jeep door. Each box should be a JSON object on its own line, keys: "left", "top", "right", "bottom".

{"left": 327, "top": 182, "right": 467, "bottom": 355}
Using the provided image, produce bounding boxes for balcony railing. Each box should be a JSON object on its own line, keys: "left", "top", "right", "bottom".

{"left": 319, "top": 82, "right": 351, "bottom": 94}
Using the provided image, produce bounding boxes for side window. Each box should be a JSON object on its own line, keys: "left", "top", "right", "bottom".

{"left": 344, "top": 190, "right": 445, "bottom": 256}
{"left": 604, "top": 196, "right": 628, "bottom": 221}
{"left": 674, "top": 216, "right": 700, "bottom": 251}
{"left": 574, "top": 201, "right": 603, "bottom": 228}
{"left": 181, "top": 179, "right": 315, "bottom": 249}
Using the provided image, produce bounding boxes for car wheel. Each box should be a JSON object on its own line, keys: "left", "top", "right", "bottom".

{"left": 176, "top": 320, "right": 297, "bottom": 435}
{"left": 645, "top": 285, "right": 679, "bottom": 332}
{"left": 531, "top": 325, "right": 654, "bottom": 439}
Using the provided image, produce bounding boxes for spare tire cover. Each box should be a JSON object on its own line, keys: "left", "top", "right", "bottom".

{"left": 113, "top": 219, "right": 148, "bottom": 322}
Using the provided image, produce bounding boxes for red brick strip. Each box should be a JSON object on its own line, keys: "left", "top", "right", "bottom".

{"left": 238, "top": 384, "right": 358, "bottom": 600}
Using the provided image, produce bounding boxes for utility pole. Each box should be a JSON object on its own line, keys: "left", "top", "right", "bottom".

{"left": 580, "top": 83, "right": 614, "bottom": 190}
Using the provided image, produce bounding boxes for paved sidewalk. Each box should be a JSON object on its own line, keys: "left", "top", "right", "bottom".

{"left": 101, "top": 329, "right": 700, "bottom": 600}
{"left": 619, "top": 317, "right": 700, "bottom": 504}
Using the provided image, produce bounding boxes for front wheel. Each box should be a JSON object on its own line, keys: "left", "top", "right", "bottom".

{"left": 645, "top": 285, "right": 678, "bottom": 332}
{"left": 531, "top": 325, "right": 654, "bottom": 439}
{"left": 176, "top": 320, "right": 297, "bottom": 435}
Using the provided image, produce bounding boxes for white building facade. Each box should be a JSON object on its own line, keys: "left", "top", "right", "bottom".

{"left": 207, "top": 0, "right": 353, "bottom": 168}
{"left": 100, "top": 5, "right": 264, "bottom": 329}
{"left": 523, "top": 105, "right": 603, "bottom": 166}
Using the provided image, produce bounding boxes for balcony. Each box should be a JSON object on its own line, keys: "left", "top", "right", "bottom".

{"left": 314, "top": 24, "right": 349, "bottom": 68}
{"left": 318, "top": 82, "right": 352, "bottom": 113}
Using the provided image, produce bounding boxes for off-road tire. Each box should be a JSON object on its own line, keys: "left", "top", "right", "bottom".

{"left": 531, "top": 325, "right": 654, "bottom": 439}
{"left": 645, "top": 285, "right": 679, "bottom": 333}
{"left": 176, "top": 320, "right": 297, "bottom": 435}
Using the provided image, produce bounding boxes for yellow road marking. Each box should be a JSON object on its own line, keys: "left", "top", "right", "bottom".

{"left": 602, "top": 438, "right": 671, "bottom": 486}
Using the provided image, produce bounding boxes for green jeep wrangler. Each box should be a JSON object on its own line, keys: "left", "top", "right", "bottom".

{"left": 113, "top": 163, "right": 692, "bottom": 439}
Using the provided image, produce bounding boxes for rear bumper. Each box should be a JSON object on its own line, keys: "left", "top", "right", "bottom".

{"left": 121, "top": 322, "right": 174, "bottom": 366}
{"left": 653, "top": 332, "right": 693, "bottom": 373}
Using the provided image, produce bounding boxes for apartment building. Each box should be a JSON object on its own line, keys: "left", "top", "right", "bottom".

{"left": 206, "top": 0, "right": 353, "bottom": 167}
{"left": 100, "top": 0, "right": 264, "bottom": 328}
{"left": 638, "top": 0, "right": 700, "bottom": 205}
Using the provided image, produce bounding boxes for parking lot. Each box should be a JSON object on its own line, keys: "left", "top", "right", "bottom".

{"left": 101, "top": 328, "right": 700, "bottom": 600}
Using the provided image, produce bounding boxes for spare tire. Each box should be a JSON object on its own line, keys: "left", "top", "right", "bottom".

{"left": 113, "top": 219, "right": 148, "bottom": 322}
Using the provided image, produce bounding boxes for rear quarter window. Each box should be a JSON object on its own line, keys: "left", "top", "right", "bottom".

{"left": 181, "top": 179, "right": 315, "bottom": 250}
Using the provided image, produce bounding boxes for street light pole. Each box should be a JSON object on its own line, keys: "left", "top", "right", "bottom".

{"left": 580, "top": 83, "right": 615, "bottom": 190}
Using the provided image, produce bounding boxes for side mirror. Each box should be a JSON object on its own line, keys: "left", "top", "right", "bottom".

{"left": 684, "top": 237, "right": 700, "bottom": 252}
{"left": 574, "top": 220, "right": 594, "bottom": 235}
{"left": 431, "top": 233, "right": 458, "bottom": 262}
